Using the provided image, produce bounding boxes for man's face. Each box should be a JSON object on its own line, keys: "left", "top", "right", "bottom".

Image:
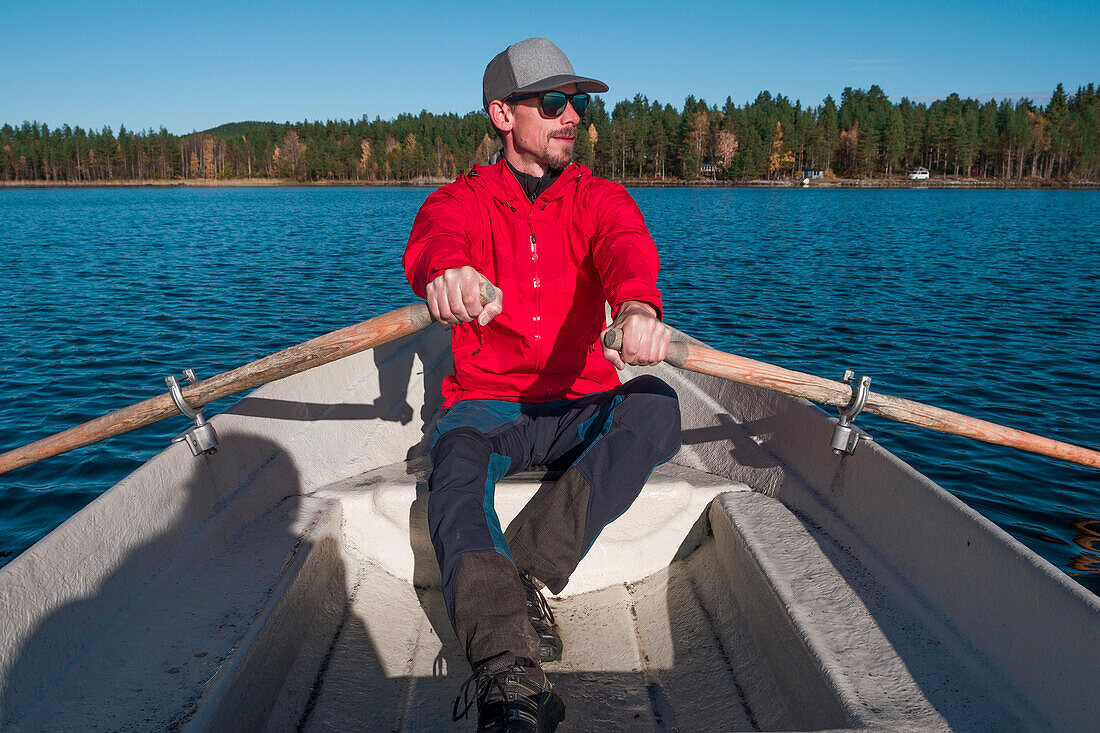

{"left": 507, "top": 83, "right": 581, "bottom": 170}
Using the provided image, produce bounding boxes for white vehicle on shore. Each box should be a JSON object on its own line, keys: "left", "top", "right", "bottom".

{"left": 908, "top": 166, "right": 930, "bottom": 180}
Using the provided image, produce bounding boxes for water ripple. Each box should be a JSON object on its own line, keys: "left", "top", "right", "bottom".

{"left": 1, "top": 187, "right": 1098, "bottom": 596}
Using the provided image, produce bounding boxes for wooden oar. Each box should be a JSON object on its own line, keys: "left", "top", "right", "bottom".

{"left": 3, "top": 294, "right": 1095, "bottom": 475}
{"left": 603, "top": 330, "right": 1100, "bottom": 470}
{"left": 0, "top": 285, "right": 496, "bottom": 477}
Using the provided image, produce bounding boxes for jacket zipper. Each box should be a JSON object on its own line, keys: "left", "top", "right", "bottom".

{"left": 526, "top": 212, "right": 542, "bottom": 380}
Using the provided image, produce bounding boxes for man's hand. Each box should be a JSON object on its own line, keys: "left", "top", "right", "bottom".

{"left": 426, "top": 266, "right": 503, "bottom": 326}
{"left": 601, "top": 301, "right": 670, "bottom": 370}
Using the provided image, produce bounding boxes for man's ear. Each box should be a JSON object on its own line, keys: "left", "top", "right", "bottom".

{"left": 487, "top": 100, "right": 514, "bottom": 134}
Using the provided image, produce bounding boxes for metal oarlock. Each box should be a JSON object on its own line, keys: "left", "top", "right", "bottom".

{"left": 165, "top": 369, "right": 218, "bottom": 456}
{"left": 831, "top": 369, "right": 874, "bottom": 456}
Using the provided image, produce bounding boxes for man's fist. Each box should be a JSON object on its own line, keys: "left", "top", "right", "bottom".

{"left": 600, "top": 301, "right": 670, "bottom": 370}
{"left": 426, "top": 266, "right": 503, "bottom": 326}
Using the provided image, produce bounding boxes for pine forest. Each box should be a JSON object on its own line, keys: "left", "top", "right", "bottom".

{"left": 3, "top": 84, "right": 1098, "bottom": 184}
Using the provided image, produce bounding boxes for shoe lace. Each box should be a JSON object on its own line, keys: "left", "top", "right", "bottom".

{"left": 452, "top": 655, "right": 515, "bottom": 722}
{"left": 522, "top": 572, "right": 555, "bottom": 626}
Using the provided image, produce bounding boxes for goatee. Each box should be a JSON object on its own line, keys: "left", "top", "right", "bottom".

{"left": 546, "top": 127, "right": 576, "bottom": 169}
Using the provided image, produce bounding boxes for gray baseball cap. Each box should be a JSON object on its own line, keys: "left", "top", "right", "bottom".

{"left": 482, "top": 37, "right": 608, "bottom": 111}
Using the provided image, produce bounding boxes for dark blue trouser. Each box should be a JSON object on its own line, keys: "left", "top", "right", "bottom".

{"left": 428, "top": 375, "right": 681, "bottom": 664}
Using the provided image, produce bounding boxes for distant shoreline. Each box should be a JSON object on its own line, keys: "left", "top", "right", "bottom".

{"left": 622, "top": 177, "right": 1100, "bottom": 189}
{"left": 2, "top": 177, "right": 1097, "bottom": 190}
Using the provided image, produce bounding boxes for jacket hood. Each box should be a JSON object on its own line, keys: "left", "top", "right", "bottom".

{"left": 465, "top": 158, "right": 590, "bottom": 207}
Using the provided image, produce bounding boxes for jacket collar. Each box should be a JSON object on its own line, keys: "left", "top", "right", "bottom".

{"left": 467, "top": 158, "right": 588, "bottom": 207}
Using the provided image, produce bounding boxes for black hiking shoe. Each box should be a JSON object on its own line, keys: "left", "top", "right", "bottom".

{"left": 453, "top": 651, "right": 566, "bottom": 732}
{"left": 521, "top": 571, "right": 563, "bottom": 663}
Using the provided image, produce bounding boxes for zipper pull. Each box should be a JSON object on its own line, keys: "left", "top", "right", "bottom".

{"left": 471, "top": 322, "right": 485, "bottom": 355}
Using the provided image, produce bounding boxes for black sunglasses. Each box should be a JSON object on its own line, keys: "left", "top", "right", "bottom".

{"left": 506, "top": 90, "right": 590, "bottom": 117}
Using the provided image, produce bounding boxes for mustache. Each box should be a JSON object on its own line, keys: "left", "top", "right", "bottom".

{"left": 549, "top": 126, "right": 576, "bottom": 140}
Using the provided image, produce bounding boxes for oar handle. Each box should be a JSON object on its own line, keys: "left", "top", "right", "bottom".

{"left": 479, "top": 281, "right": 497, "bottom": 305}
{"left": 602, "top": 328, "right": 1100, "bottom": 469}
{"left": 0, "top": 282, "right": 500, "bottom": 477}
{"left": 601, "top": 328, "right": 624, "bottom": 351}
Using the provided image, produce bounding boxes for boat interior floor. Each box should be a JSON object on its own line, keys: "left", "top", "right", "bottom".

{"left": 5, "top": 459, "right": 1037, "bottom": 732}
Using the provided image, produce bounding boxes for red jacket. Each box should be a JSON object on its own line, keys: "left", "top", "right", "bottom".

{"left": 404, "top": 159, "right": 663, "bottom": 406}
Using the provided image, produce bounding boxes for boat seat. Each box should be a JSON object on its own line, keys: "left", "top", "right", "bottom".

{"left": 309, "top": 459, "right": 747, "bottom": 595}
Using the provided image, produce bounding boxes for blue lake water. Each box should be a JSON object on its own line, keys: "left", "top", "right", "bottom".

{"left": 1, "top": 186, "right": 1098, "bottom": 595}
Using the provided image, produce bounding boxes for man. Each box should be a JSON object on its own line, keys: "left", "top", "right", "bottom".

{"left": 403, "top": 37, "right": 681, "bottom": 732}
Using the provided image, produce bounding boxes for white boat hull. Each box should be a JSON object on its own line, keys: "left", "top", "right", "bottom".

{"left": 1, "top": 324, "right": 1096, "bottom": 731}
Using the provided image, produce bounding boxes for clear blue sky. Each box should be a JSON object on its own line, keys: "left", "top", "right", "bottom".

{"left": 4, "top": 0, "right": 1097, "bottom": 134}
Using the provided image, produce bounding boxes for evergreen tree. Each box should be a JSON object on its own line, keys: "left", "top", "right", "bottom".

{"left": 3, "top": 82, "right": 1099, "bottom": 183}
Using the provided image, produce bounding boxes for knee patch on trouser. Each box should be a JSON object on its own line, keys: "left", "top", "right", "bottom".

{"left": 506, "top": 466, "right": 593, "bottom": 594}
{"left": 508, "top": 376, "right": 682, "bottom": 594}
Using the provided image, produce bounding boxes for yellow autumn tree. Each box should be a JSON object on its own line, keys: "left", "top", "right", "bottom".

{"left": 581, "top": 123, "right": 599, "bottom": 168}
{"left": 715, "top": 129, "right": 738, "bottom": 172}
{"left": 202, "top": 136, "right": 216, "bottom": 179}
{"left": 358, "top": 139, "right": 372, "bottom": 179}
{"left": 403, "top": 133, "right": 420, "bottom": 179}
{"left": 767, "top": 121, "right": 794, "bottom": 178}
{"left": 836, "top": 123, "right": 859, "bottom": 177}
{"left": 1027, "top": 110, "right": 1051, "bottom": 178}
{"left": 274, "top": 129, "right": 306, "bottom": 179}
{"left": 690, "top": 110, "right": 709, "bottom": 159}
{"left": 473, "top": 133, "right": 497, "bottom": 166}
